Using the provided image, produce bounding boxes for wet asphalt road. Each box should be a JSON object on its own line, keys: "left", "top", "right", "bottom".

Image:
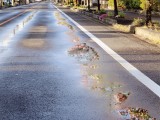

{"left": 0, "top": 1, "right": 159, "bottom": 120}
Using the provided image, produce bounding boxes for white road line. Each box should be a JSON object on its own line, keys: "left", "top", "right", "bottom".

{"left": 53, "top": 4, "right": 160, "bottom": 98}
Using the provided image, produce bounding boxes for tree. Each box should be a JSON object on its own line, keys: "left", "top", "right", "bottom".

{"left": 108, "top": 0, "right": 118, "bottom": 16}
{"left": 88, "top": 0, "right": 90, "bottom": 10}
{"left": 132, "top": 0, "right": 141, "bottom": 9}
{"left": 108, "top": 0, "right": 114, "bottom": 8}
{"left": 114, "top": 0, "right": 118, "bottom": 16}
{"left": 0, "top": 0, "right": 3, "bottom": 8}
{"left": 125, "top": 0, "right": 141, "bottom": 9}
{"left": 73, "top": 0, "right": 76, "bottom": 6}
{"left": 146, "top": 0, "right": 152, "bottom": 26}
{"left": 109, "top": 0, "right": 141, "bottom": 10}
{"left": 140, "top": 0, "right": 159, "bottom": 26}
{"left": 140, "top": 0, "right": 159, "bottom": 11}
{"left": 97, "top": 0, "right": 100, "bottom": 11}
{"left": 73, "top": 0, "right": 79, "bottom": 6}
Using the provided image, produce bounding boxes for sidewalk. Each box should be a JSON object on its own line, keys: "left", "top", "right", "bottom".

{"left": 124, "top": 11, "right": 160, "bottom": 22}
{"left": 56, "top": 5, "right": 160, "bottom": 86}
{"left": 106, "top": 9, "right": 160, "bottom": 21}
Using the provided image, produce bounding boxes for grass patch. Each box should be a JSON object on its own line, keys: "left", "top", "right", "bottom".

{"left": 113, "top": 24, "right": 130, "bottom": 32}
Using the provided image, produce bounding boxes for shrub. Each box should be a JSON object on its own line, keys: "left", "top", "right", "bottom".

{"left": 115, "top": 12, "right": 125, "bottom": 18}
{"left": 113, "top": 24, "right": 130, "bottom": 32}
{"left": 99, "top": 9, "right": 106, "bottom": 14}
{"left": 108, "top": 0, "right": 141, "bottom": 10}
{"left": 72, "top": 6, "right": 77, "bottom": 9}
{"left": 132, "top": 18, "right": 145, "bottom": 26}
{"left": 79, "top": 5, "right": 86, "bottom": 8}
{"left": 70, "top": 3, "right": 74, "bottom": 7}
{"left": 118, "top": 11, "right": 125, "bottom": 18}
{"left": 152, "top": 21, "right": 160, "bottom": 30}
{"left": 140, "top": 0, "right": 159, "bottom": 11}
{"left": 107, "top": 11, "right": 114, "bottom": 17}
{"left": 93, "top": 9, "right": 106, "bottom": 15}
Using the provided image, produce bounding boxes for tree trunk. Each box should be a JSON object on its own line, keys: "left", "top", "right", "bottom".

{"left": 87, "top": 0, "right": 90, "bottom": 10}
{"left": 0, "top": 0, "right": 2, "bottom": 8}
{"left": 114, "top": 0, "right": 118, "bottom": 17}
{"left": 146, "top": 0, "right": 152, "bottom": 26}
{"left": 97, "top": 0, "right": 100, "bottom": 11}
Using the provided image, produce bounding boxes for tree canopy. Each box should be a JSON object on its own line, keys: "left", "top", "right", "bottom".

{"left": 108, "top": 0, "right": 160, "bottom": 10}
{"left": 140, "top": 0, "right": 159, "bottom": 11}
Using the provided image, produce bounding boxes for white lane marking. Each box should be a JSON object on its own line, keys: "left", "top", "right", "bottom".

{"left": 53, "top": 4, "right": 160, "bottom": 98}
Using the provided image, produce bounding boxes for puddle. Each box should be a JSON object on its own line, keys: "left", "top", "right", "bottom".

{"left": 66, "top": 31, "right": 80, "bottom": 43}
{"left": 54, "top": 11, "right": 74, "bottom": 31}
{"left": 54, "top": 11, "right": 81, "bottom": 44}
{"left": 117, "top": 107, "right": 156, "bottom": 120}
{"left": 58, "top": 21, "right": 73, "bottom": 30}
{"left": 81, "top": 64, "right": 123, "bottom": 97}
{"left": 68, "top": 43, "right": 99, "bottom": 64}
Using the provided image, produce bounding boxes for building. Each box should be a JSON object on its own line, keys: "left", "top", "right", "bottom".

{"left": 81, "top": 0, "right": 108, "bottom": 9}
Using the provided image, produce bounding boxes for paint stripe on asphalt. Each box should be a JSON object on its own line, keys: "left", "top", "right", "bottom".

{"left": 0, "top": 11, "right": 27, "bottom": 26}
{"left": 53, "top": 4, "right": 160, "bottom": 98}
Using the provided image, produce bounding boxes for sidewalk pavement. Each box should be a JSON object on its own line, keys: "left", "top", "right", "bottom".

{"left": 124, "top": 11, "right": 160, "bottom": 23}
{"left": 56, "top": 5, "right": 160, "bottom": 86}
{"left": 106, "top": 9, "right": 160, "bottom": 21}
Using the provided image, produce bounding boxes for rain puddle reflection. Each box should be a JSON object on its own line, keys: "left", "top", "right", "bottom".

{"left": 2, "top": 11, "right": 36, "bottom": 47}
{"left": 54, "top": 11, "right": 74, "bottom": 30}
{"left": 54, "top": 11, "right": 81, "bottom": 44}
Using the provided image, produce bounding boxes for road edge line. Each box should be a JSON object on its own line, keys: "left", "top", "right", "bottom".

{"left": 53, "top": 4, "right": 160, "bottom": 98}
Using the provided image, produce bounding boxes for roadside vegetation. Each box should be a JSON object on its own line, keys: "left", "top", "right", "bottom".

{"left": 56, "top": 0, "right": 160, "bottom": 45}
{"left": 59, "top": 0, "right": 160, "bottom": 26}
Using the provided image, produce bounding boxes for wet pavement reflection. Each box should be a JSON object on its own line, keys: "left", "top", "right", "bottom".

{"left": 2, "top": 11, "right": 36, "bottom": 47}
